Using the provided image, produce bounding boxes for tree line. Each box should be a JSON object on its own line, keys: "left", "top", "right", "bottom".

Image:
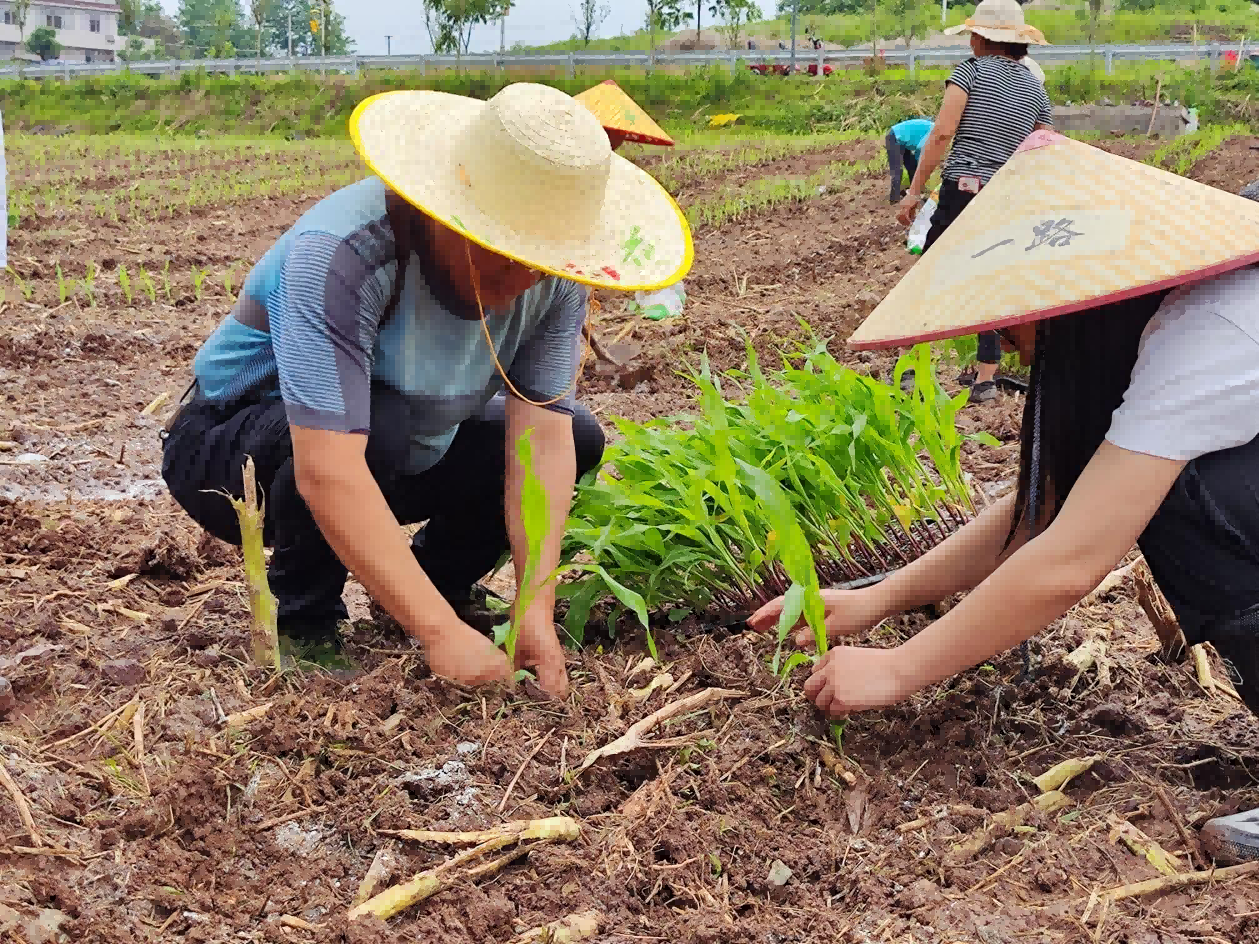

{"left": 114, "top": 0, "right": 353, "bottom": 61}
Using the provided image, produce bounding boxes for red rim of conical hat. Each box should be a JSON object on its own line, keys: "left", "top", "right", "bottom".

{"left": 848, "top": 129, "right": 1259, "bottom": 351}
{"left": 574, "top": 79, "right": 675, "bottom": 147}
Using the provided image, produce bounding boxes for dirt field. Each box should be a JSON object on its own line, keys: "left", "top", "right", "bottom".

{"left": 4, "top": 129, "right": 1259, "bottom": 944}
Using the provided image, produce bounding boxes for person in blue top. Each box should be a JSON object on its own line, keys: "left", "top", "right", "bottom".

{"left": 158, "top": 83, "right": 692, "bottom": 698}
{"left": 885, "top": 117, "right": 933, "bottom": 204}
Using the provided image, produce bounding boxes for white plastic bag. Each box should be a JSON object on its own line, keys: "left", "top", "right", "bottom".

{"left": 906, "top": 197, "right": 935, "bottom": 255}
{"left": 632, "top": 281, "right": 686, "bottom": 321}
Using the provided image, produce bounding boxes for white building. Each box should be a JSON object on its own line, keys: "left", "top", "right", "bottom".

{"left": 0, "top": 0, "right": 122, "bottom": 62}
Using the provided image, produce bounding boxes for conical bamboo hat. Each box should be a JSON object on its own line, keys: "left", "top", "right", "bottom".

{"left": 574, "top": 79, "right": 675, "bottom": 147}
{"left": 849, "top": 130, "right": 1259, "bottom": 351}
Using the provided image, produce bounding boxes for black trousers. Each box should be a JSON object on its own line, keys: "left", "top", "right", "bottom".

{"left": 160, "top": 388, "right": 606, "bottom": 626}
{"left": 885, "top": 131, "right": 919, "bottom": 204}
{"left": 1138, "top": 433, "right": 1259, "bottom": 714}
{"left": 923, "top": 179, "right": 1000, "bottom": 366}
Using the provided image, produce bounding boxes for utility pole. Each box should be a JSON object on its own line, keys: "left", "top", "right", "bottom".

{"left": 499, "top": 9, "right": 506, "bottom": 55}
{"left": 287, "top": 9, "right": 292, "bottom": 56}
{"left": 385, "top": 33, "right": 391, "bottom": 54}
{"left": 941, "top": 0, "right": 947, "bottom": 28}
{"left": 321, "top": 0, "right": 326, "bottom": 57}
{"left": 790, "top": 0, "right": 797, "bottom": 74}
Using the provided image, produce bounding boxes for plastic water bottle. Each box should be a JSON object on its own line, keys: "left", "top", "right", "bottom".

{"left": 906, "top": 197, "right": 935, "bottom": 255}
{"left": 632, "top": 282, "right": 686, "bottom": 321}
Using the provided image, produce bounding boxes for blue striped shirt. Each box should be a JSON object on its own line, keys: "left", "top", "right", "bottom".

{"left": 192, "top": 176, "right": 586, "bottom": 474}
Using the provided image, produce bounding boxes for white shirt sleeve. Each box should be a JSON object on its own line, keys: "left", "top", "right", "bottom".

{"left": 1105, "top": 277, "right": 1259, "bottom": 462}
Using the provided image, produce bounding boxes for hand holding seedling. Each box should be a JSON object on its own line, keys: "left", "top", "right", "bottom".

{"left": 804, "top": 645, "right": 914, "bottom": 718}
{"left": 748, "top": 588, "right": 889, "bottom": 649}
{"left": 425, "top": 621, "right": 513, "bottom": 687}
{"left": 510, "top": 610, "right": 570, "bottom": 700}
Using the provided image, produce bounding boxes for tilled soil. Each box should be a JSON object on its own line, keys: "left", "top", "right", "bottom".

{"left": 3, "top": 131, "right": 1259, "bottom": 943}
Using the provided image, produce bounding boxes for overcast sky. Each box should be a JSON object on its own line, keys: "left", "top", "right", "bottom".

{"left": 317, "top": 0, "right": 656, "bottom": 56}
{"left": 152, "top": 0, "right": 758, "bottom": 57}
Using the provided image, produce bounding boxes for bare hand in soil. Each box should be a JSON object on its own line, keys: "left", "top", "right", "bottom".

{"left": 804, "top": 645, "right": 913, "bottom": 718}
{"left": 747, "top": 588, "right": 885, "bottom": 648}
{"left": 425, "top": 621, "right": 512, "bottom": 688}
{"left": 512, "top": 615, "right": 570, "bottom": 700}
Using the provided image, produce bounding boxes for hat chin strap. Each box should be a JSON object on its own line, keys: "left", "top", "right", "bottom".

{"left": 466, "top": 239, "right": 589, "bottom": 409}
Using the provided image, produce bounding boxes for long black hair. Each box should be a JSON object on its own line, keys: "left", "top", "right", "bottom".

{"left": 1004, "top": 288, "right": 1173, "bottom": 549}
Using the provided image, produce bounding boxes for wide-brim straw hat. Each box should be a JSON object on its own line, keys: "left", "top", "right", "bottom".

{"left": 1021, "top": 55, "right": 1045, "bottom": 84}
{"left": 348, "top": 82, "right": 691, "bottom": 292}
{"left": 574, "top": 79, "right": 675, "bottom": 147}
{"left": 944, "top": 0, "right": 1049, "bottom": 45}
{"left": 848, "top": 129, "right": 1259, "bottom": 351}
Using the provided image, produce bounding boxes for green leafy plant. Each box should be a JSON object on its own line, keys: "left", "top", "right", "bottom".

{"left": 192, "top": 266, "right": 207, "bottom": 300}
{"left": 935, "top": 335, "right": 1028, "bottom": 379}
{"left": 162, "top": 260, "right": 173, "bottom": 302}
{"left": 139, "top": 267, "right": 157, "bottom": 304}
{"left": 118, "top": 264, "right": 133, "bottom": 304}
{"left": 740, "top": 458, "right": 844, "bottom": 747}
{"left": 495, "top": 429, "right": 657, "bottom": 681}
{"left": 55, "top": 263, "right": 69, "bottom": 304}
{"left": 562, "top": 325, "right": 993, "bottom": 637}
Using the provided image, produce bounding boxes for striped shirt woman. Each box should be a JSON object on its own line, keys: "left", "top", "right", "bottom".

{"left": 895, "top": 0, "right": 1052, "bottom": 403}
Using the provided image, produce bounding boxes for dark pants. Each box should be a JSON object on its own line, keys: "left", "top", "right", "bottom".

{"left": 885, "top": 131, "right": 919, "bottom": 204}
{"left": 924, "top": 178, "right": 1000, "bottom": 366}
{"left": 160, "top": 388, "right": 606, "bottom": 627}
{"left": 1138, "top": 433, "right": 1259, "bottom": 714}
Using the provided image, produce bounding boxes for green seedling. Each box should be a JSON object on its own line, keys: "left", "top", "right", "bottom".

{"left": 495, "top": 428, "right": 656, "bottom": 680}
{"left": 118, "top": 264, "right": 133, "bottom": 304}
{"left": 192, "top": 267, "right": 207, "bottom": 300}
{"left": 82, "top": 262, "right": 97, "bottom": 307}
{"left": 55, "top": 263, "right": 69, "bottom": 304}
{"left": 139, "top": 267, "right": 157, "bottom": 304}
{"left": 562, "top": 325, "right": 988, "bottom": 627}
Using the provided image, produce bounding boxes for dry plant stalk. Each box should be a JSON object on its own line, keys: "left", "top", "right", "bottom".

{"left": 223, "top": 703, "right": 273, "bottom": 728}
{"left": 0, "top": 755, "right": 43, "bottom": 847}
{"left": 1102, "top": 859, "right": 1259, "bottom": 903}
{"left": 1133, "top": 561, "right": 1240, "bottom": 699}
{"left": 1033, "top": 756, "right": 1100, "bottom": 793}
{"left": 382, "top": 816, "right": 580, "bottom": 847}
{"left": 819, "top": 744, "right": 858, "bottom": 787}
{"left": 350, "top": 822, "right": 576, "bottom": 922}
{"left": 353, "top": 845, "right": 399, "bottom": 907}
{"left": 1107, "top": 814, "right": 1181, "bottom": 876}
{"left": 573, "top": 688, "right": 746, "bottom": 779}
{"left": 1192, "top": 645, "right": 1216, "bottom": 694}
{"left": 1151, "top": 782, "right": 1206, "bottom": 871}
{"left": 1146, "top": 76, "right": 1164, "bottom": 138}
{"left": 1133, "top": 560, "right": 1185, "bottom": 661}
{"left": 897, "top": 807, "right": 966, "bottom": 833}
{"left": 140, "top": 391, "right": 170, "bottom": 416}
{"left": 1062, "top": 626, "right": 1111, "bottom": 693}
{"left": 228, "top": 457, "right": 280, "bottom": 671}
{"left": 949, "top": 790, "right": 1072, "bottom": 862}
{"left": 511, "top": 910, "right": 603, "bottom": 944}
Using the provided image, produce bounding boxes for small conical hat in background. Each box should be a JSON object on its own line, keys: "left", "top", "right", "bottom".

{"left": 574, "top": 79, "right": 675, "bottom": 147}
{"left": 848, "top": 129, "right": 1259, "bottom": 351}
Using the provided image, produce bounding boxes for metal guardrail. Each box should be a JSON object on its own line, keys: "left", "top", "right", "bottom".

{"left": 0, "top": 42, "right": 1247, "bottom": 81}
